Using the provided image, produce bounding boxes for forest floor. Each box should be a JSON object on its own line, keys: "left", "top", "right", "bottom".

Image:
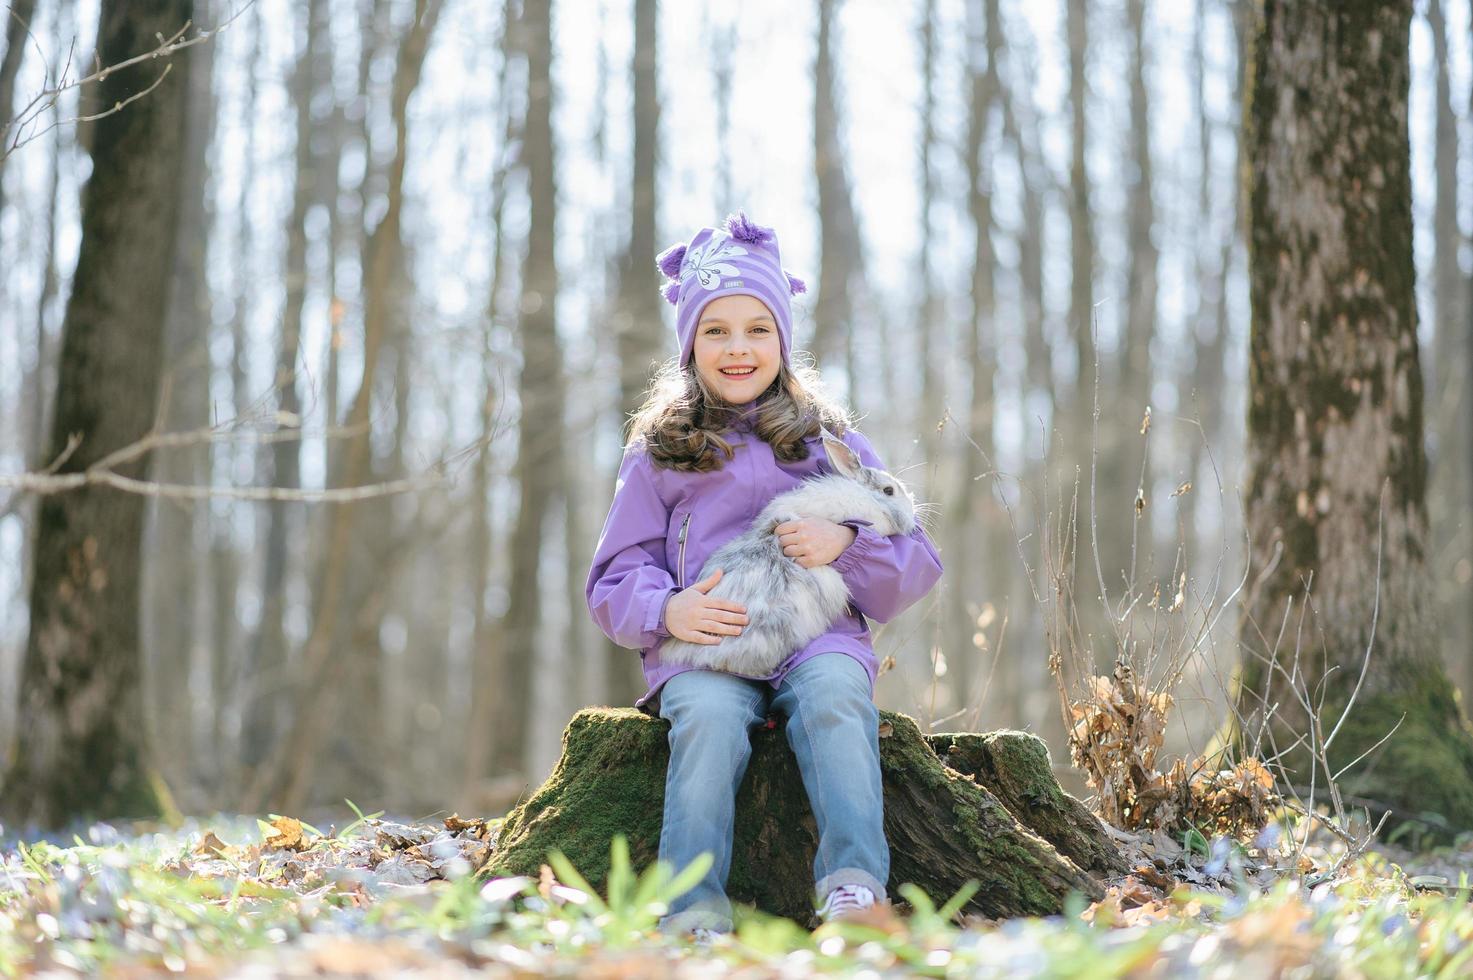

{"left": 3, "top": 805, "right": 1472, "bottom": 977}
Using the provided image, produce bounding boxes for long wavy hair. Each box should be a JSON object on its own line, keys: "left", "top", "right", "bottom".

{"left": 626, "top": 351, "right": 853, "bottom": 472}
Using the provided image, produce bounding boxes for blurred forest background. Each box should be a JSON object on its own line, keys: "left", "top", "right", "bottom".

{"left": 0, "top": 0, "right": 1468, "bottom": 825}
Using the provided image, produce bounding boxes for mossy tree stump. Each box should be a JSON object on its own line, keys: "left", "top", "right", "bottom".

{"left": 485, "top": 707, "right": 1123, "bottom": 923}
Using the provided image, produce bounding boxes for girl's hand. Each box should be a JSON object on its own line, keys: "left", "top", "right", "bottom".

{"left": 664, "top": 569, "right": 749, "bottom": 644}
{"left": 775, "top": 518, "right": 858, "bottom": 569}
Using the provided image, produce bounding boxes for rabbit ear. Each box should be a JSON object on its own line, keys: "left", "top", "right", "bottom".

{"left": 822, "top": 433, "right": 862, "bottom": 478}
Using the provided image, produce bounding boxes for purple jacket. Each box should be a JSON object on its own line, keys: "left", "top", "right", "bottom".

{"left": 585, "top": 413, "right": 944, "bottom": 712}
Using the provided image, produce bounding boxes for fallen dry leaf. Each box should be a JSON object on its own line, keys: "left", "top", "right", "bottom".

{"left": 263, "top": 816, "right": 309, "bottom": 852}
{"left": 193, "top": 831, "right": 230, "bottom": 857}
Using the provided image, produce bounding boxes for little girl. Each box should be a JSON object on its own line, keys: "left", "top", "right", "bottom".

{"left": 584, "top": 212, "right": 943, "bottom": 937}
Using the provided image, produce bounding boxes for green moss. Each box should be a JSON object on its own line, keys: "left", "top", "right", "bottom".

{"left": 486, "top": 708, "right": 669, "bottom": 883}
{"left": 486, "top": 707, "right": 1108, "bottom": 922}
{"left": 1241, "top": 665, "right": 1473, "bottom": 843}
{"left": 1322, "top": 683, "right": 1473, "bottom": 838}
{"left": 925, "top": 731, "right": 1128, "bottom": 877}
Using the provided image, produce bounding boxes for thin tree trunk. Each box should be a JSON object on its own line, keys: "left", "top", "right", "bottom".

{"left": 1108, "top": 0, "right": 1157, "bottom": 583}
{"left": 1235, "top": 0, "right": 1473, "bottom": 837}
{"left": 710, "top": 15, "right": 735, "bottom": 215}
{"left": 216, "top": 2, "right": 261, "bottom": 786}
{"left": 333, "top": 222, "right": 414, "bottom": 804}
{"left": 145, "top": 0, "right": 218, "bottom": 803}
{"left": 1426, "top": 0, "right": 1470, "bottom": 702}
{"left": 1064, "top": 0, "right": 1100, "bottom": 682}
{"left": 11, "top": 1, "right": 67, "bottom": 760}
{"left": 950, "top": 0, "right": 1002, "bottom": 726}
{"left": 813, "top": 0, "right": 863, "bottom": 376}
{"left": 492, "top": 0, "right": 563, "bottom": 783}
{"left": 606, "top": 0, "right": 661, "bottom": 707}
{"left": 245, "top": 0, "right": 324, "bottom": 769}
{"left": 460, "top": 0, "right": 519, "bottom": 806}
{"left": 917, "top": 0, "right": 943, "bottom": 451}
{"left": 1000, "top": 14, "right": 1053, "bottom": 733}
{"left": 1066, "top": 0, "right": 1095, "bottom": 456}
{"left": 2, "top": 0, "right": 194, "bottom": 827}
{"left": 245, "top": 0, "right": 443, "bottom": 815}
{"left": 0, "top": 0, "right": 38, "bottom": 222}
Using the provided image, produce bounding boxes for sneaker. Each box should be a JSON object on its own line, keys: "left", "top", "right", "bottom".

{"left": 818, "top": 883, "right": 877, "bottom": 923}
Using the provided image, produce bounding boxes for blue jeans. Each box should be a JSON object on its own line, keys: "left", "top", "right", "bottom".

{"left": 655, "top": 653, "right": 889, "bottom": 934}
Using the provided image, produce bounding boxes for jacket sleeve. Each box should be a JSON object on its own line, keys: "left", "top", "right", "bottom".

{"left": 827, "top": 429, "right": 944, "bottom": 624}
{"left": 585, "top": 447, "right": 680, "bottom": 650}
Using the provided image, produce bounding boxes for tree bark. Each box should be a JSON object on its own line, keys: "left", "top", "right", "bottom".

{"left": 493, "top": 0, "right": 563, "bottom": 782}
{"left": 916, "top": 0, "right": 942, "bottom": 452}
{"left": 145, "top": 0, "right": 218, "bottom": 804}
{"left": 945, "top": 0, "right": 1004, "bottom": 726}
{"left": 0, "top": 0, "right": 38, "bottom": 221}
{"left": 245, "top": 0, "right": 442, "bottom": 815}
{"left": 215, "top": 2, "right": 261, "bottom": 786}
{"left": 2, "top": 0, "right": 194, "bottom": 827}
{"left": 246, "top": 0, "right": 326, "bottom": 770}
{"left": 1066, "top": 0, "right": 1095, "bottom": 456}
{"left": 460, "top": 0, "right": 519, "bottom": 805}
{"left": 486, "top": 709, "right": 1115, "bottom": 923}
{"left": 1425, "top": 0, "right": 1471, "bottom": 705}
{"left": 813, "top": 0, "right": 863, "bottom": 383}
{"left": 606, "top": 0, "right": 661, "bottom": 708}
{"left": 1103, "top": 0, "right": 1157, "bottom": 583}
{"left": 999, "top": 24, "right": 1056, "bottom": 735}
{"left": 16, "top": 3, "right": 67, "bottom": 695}
{"left": 1235, "top": 0, "right": 1473, "bottom": 837}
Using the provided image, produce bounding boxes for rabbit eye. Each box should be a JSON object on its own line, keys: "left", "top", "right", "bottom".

{"left": 883, "top": 486, "right": 895, "bottom": 496}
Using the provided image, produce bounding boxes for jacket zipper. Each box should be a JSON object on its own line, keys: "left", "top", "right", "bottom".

{"left": 677, "top": 513, "right": 692, "bottom": 589}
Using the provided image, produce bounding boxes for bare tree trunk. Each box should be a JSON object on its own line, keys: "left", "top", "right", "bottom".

{"left": 1, "top": 0, "right": 194, "bottom": 827}
{"left": 606, "top": 0, "right": 661, "bottom": 707}
{"left": 145, "top": 0, "right": 218, "bottom": 805}
{"left": 1106, "top": 0, "right": 1157, "bottom": 579}
{"left": 1235, "top": 0, "right": 1473, "bottom": 836}
{"left": 813, "top": 0, "right": 863, "bottom": 377}
{"left": 246, "top": 0, "right": 442, "bottom": 815}
{"left": 1426, "top": 0, "right": 1470, "bottom": 703}
{"left": 709, "top": 14, "right": 735, "bottom": 215}
{"left": 0, "top": 0, "right": 38, "bottom": 223}
{"left": 244, "top": 0, "right": 326, "bottom": 771}
{"left": 1066, "top": 0, "right": 1095, "bottom": 458}
{"left": 916, "top": 0, "right": 943, "bottom": 449}
{"left": 492, "top": 0, "right": 562, "bottom": 783}
{"left": 999, "top": 18, "right": 1054, "bottom": 733}
{"left": 216, "top": 4, "right": 261, "bottom": 786}
{"left": 340, "top": 218, "right": 416, "bottom": 803}
{"left": 1062, "top": 0, "right": 1101, "bottom": 683}
{"left": 10, "top": 1, "right": 67, "bottom": 761}
{"left": 946, "top": 0, "right": 999, "bottom": 727}
{"left": 461, "top": 0, "right": 520, "bottom": 807}
{"left": 18, "top": 0, "right": 66, "bottom": 577}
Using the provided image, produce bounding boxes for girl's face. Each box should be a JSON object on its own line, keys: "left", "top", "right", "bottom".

{"left": 691, "top": 293, "right": 782, "bottom": 405}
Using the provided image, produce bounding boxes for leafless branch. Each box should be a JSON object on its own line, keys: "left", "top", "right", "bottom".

{"left": 0, "top": 417, "right": 488, "bottom": 506}
{"left": 1, "top": 1, "right": 256, "bottom": 163}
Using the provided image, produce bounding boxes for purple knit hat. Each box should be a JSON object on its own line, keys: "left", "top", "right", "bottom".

{"left": 655, "top": 211, "right": 807, "bottom": 367}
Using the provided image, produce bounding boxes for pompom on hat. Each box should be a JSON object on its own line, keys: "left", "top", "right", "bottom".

{"left": 656, "top": 211, "right": 807, "bottom": 367}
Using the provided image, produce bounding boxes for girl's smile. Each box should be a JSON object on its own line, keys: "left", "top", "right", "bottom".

{"left": 693, "top": 293, "right": 782, "bottom": 404}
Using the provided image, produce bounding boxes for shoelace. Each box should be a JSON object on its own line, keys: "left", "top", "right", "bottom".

{"left": 820, "top": 884, "right": 876, "bottom": 921}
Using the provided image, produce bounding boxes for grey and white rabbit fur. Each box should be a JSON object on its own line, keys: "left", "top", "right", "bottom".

{"left": 659, "top": 433, "right": 918, "bottom": 676}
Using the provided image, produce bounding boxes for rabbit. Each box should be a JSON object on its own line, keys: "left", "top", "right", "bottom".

{"left": 658, "top": 432, "right": 919, "bottom": 677}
